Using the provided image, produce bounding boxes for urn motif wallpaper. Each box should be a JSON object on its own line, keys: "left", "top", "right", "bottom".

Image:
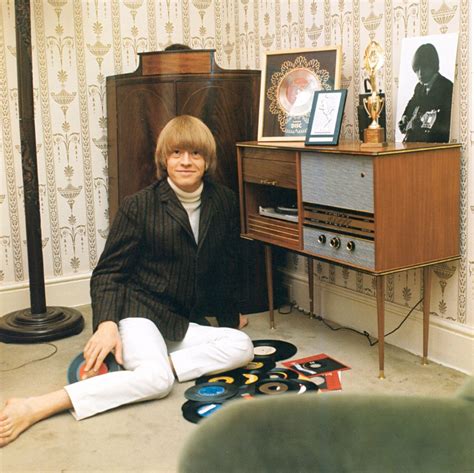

{"left": 0, "top": 1, "right": 472, "bottom": 335}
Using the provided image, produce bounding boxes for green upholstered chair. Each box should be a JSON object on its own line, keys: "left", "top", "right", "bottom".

{"left": 179, "top": 377, "right": 474, "bottom": 473}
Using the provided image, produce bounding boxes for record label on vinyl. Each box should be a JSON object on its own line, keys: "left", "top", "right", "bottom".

{"left": 254, "top": 346, "right": 277, "bottom": 356}
{"left": 67, "top": 353, "right": 121, "bottom": 384}
{"left": 254, "top": 379, "right": 300, "bottom": 396}
{"left": 252, "top": 340, "right": 298, "bottom": 362}
{"left": 195, "top": 372, "right": 246, "bottom": 387}
{"left": 182, "top": 400, "right": 224, "bottom": 424}
{"left": 267, "top": 368, "right": 299, "bottom": 380}
{"left": 244, "top": 361, "right": 272, "bottom": 371}
{"left": 184, "top": 382, "right": 239, "bottom": 402}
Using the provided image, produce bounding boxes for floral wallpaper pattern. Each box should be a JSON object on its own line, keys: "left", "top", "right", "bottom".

{"left": 0, "top": 0, "right": 472, "bottom": 329}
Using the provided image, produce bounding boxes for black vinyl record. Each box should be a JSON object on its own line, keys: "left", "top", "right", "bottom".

{"left": 254, "top": 378, "right": 300, "bottom": 396}
{"left": 266, "top": 367, "right": 299, "bottom": 380}
{"left": 239, "top": 360, "right": 276, "bottom": 372}
{"left": 298, "top": 357, "right": 347, "bottom": 375}
{"left": 310, "top": 375, "right": 328, "bottom": 390}
{"left": 252, "top": 339, "right": 297, "bottom": 362}
{"left": 295, "top": 379, "right": 319, "bottom": 394}
{"left": 184, "top": 382, "right": 239, "bottom": 402}
{"left": 195, "top": 372, "right": 246, "bottom": 386}
{"left": 67, "top": 352, "right": 121, "bottom": 384}
{"left": 182, "top": 400, "right": 224, "bottom": 424}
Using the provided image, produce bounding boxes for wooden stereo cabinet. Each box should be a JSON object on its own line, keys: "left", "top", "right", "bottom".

{"left": 237, "top": 141, "right": 461, "bottom": 377}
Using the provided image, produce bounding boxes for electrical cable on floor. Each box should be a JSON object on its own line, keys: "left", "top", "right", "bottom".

{"left": 0, "top": 342, "right": 58, "bottom": 372}
{"left": 280, "top": 297, "right": 424, "bottom": 347}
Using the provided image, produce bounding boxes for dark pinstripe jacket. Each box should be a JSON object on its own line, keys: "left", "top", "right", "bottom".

{"left": 90, "top": 179, "right": 241, "bottom": 341}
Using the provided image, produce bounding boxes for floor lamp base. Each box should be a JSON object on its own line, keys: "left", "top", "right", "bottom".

{"left": 0, "top": 306, "right": 84, "bottom": 343}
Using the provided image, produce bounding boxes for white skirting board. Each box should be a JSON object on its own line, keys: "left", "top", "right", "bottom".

{"left": 281, "top": 270, "right": 474, "bottom": 375}
{"left": 0, "top": 272, "right": 92, "bottom": 315}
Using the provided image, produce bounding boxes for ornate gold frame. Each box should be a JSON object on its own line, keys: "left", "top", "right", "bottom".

{"left": 258, "top": 47, "right": 342, "bottom": 142}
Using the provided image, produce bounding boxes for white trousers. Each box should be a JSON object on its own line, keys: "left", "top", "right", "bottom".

{"left": 64, "top": 318, "right": 254, "bottom": 420}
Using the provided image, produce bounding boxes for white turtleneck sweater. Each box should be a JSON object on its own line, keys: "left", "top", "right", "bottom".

{"left": 167, "top": 177, "right": 203, "bottom": 243}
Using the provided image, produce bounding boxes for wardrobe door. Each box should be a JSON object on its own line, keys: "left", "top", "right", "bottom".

{"left": 108, "top": 80, "right": 175, "bottom": 218}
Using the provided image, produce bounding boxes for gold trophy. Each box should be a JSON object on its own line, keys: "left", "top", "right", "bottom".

{"left": 361, "top": 40, "right": 387, "bottom": 147}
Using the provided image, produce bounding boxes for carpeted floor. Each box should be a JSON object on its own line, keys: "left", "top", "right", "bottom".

{"left": 0, "top": 305, "right": 468, "bottom": 472}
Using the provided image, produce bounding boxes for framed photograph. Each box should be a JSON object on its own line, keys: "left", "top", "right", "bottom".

{"left": 395, "top": 33, "right": 458, "bottom": 143}
{"left": 258, "top": 46, "right": 342, "bottom": 142}
{"left": 305, "top": 89, "right": 347, "bottom": 145}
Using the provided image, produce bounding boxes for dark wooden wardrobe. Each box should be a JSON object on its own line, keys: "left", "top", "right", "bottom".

{"left": 106, "top": 49, "right": 267, "bottom": 314}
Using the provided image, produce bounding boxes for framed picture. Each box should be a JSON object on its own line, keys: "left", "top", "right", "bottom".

{"left": 395, "top": 33, "right": 458, "bottom": 143}
{"left": 258, "top": 46, "right": 342, "bottom": 142}
{"left": 305, "top": 89, "right": 347, "bottom": 145}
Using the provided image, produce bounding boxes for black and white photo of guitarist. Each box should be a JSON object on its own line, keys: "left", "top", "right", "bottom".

{"left": 398, "top": 43, "right": 453, "bottom": 143}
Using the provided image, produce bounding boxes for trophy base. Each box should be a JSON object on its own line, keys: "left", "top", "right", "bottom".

{"left": 361, "top": 127, "right": 387, "bottom": 148}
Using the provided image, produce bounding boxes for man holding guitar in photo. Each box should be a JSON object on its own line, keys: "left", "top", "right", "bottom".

{"left": 398, "top": 43, "right": 453, "bottom": 143}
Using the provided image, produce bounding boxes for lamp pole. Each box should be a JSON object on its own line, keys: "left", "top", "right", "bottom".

{"left": 0, "top": 0, "right": 84, "bottom": 342}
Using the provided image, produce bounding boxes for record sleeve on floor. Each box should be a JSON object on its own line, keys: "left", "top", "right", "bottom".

{"left": 283, "top": 353, "right": 350, "bottom": 377}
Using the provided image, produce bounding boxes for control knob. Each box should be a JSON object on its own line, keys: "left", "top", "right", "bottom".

{"left": 329, "top": 237, "right": 341, "bottom": 249}
{"left": 318, "top": 234, "right": 326, "bottom": 244}
{"left": 346, "top": 241, "right": 356, "bottom": 252}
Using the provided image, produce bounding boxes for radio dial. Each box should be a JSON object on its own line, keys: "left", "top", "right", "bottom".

{"left": 329, "top": 237, "right": 341, "bottom": 249}
{"left": 318, "top": 234, "right": 326, "bottom": 244}
{"left": 346, "top": 241, "right": 356, "bottom": 252}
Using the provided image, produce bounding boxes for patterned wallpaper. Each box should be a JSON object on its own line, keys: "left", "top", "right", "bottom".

{"left": 0, "top": 0, "right": 472, "bottom": 328}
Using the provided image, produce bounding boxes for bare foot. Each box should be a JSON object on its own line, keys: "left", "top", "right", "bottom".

{"left": 0, "top": 398, "right": 36, "bottom": 447}
{"left": 239, "top": 315, "right": 249, "bottom": 329}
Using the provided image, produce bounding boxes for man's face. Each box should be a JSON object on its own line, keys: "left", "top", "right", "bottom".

{"left": 166, "top": 149, "right": 206, "bottom": 192}
{"left": 415, "top": 64, "right": 437, "bottom": 85}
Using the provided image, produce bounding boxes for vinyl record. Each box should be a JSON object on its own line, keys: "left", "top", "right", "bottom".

{"left": 311, "top": 375, "right": 328, "bottom": 390}
{"left": 298, "top": 357, "right": 347, "bottom": 375}
{"left": 184, "top": 382, "right": 239, "bottom": 402}
{"left": 295, "top": 379, "right": 319, "bottom": 394}
{"left": 67, "top": 352, "right": 121, "bottom": 384}
{"left": 237, "top": 382, "right": 257, "bottom": 398}
{"left": 252, "top": 340, "right": 297, "bottom": 362}
{"left": 254, "top": 378, "right": 300, "bottom": 396}
{"left": 239, "top": 360, "right": 276, "bottom": 372}
{"left": 181, "top": 400, "right": 224, "bottom": 424}
{"left": 195, "top": 372, "right": 246, "bottom": 386}
{"left": 241, "top": 371, "right": 261, "bottom": 385}
{"left": 266, "top": 367, "right": 299, "bottom": 380}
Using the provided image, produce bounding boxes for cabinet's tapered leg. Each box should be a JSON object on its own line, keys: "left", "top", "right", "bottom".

{"left": 308, "top": 258, "right": 314, "bottom": 318}
{"left": 264, "top": 245, "right": 275, "bottom": 329}
{"left": 376, "top": 275, "right": 385, "bottom": 379}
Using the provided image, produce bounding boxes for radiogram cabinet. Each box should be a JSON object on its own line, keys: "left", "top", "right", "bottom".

{"left": 106, "top": 49, "right": 269, "bottom": 314}
{"left": 237, "top": 141, "right": 461, "bottom": 377}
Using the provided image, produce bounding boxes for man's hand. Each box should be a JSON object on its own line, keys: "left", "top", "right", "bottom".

{"left": 83, "top": 321, "right": 123, "bottom": 375}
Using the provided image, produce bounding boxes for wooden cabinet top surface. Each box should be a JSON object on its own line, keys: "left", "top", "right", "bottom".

{"left": 237, "top": 140, "right": 461, "bottom": 157}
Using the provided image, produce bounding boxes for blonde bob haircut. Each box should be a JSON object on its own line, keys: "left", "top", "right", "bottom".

{"left": 154, "top": 115, "right": 217, "bottom": 180}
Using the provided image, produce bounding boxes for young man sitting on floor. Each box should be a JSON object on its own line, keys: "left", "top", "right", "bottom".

{"left": 0, "top": 115, "right": 252, "bottom": 446}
